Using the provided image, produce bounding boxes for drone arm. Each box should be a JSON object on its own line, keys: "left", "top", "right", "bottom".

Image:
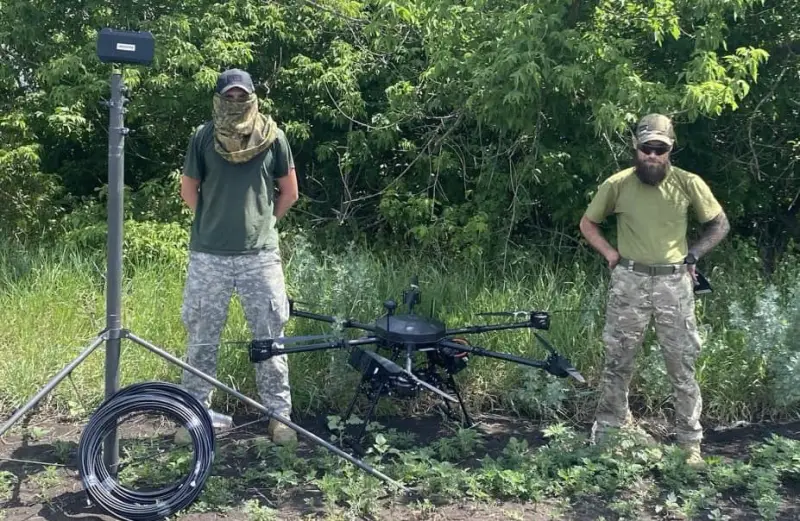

{"left": 290, "top": 308, "right": 377, "bottom": 333}
{"left": 445, "top": 321, "right": 543, "bottom": 336}
{"left": 251, "top": 337, "right": 378, "bottom": 363}
{"left": 275, "top": 336, "right": 378, "bottom": 354}
{"left": 438, "top": 339, "right": 547, "bottom": 369}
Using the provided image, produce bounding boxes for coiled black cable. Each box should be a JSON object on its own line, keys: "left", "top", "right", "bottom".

{"left": 78, "top": 381, "right": 216, "bottom": 521}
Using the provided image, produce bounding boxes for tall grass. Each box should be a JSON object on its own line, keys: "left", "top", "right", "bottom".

{"left": 1, "top": 235, "right": 798, "bottom": 426}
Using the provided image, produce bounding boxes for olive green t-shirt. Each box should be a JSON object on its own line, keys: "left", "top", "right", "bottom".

{"left": 584, "top": 166, "right": 722, "bottom": 265}
{"left": 183, "top": 122, "right": 294, "bottom": 255}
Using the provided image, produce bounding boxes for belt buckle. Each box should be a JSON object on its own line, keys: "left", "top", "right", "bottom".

{"left": 648, "top": 265, "right": 658, "bottom": 276}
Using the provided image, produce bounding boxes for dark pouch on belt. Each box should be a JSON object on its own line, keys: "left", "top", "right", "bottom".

{"left": 694, "top": 271, "right": 712, "bottom": 295}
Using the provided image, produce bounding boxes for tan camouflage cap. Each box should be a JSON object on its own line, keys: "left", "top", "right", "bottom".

{"left": 634, "top": 113, "right": 675, "bottom": 147}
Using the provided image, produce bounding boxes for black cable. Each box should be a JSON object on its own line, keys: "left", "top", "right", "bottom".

{"left": 78, "top": 382, "right": 216, "bottom": 521}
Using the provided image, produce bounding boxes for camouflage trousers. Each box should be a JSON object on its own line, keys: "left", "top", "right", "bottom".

{"left": 180, "top": 248, "right": 292, "bottom": 417}
{"left": 592, "top": 265, "right": 703, "bottom": 444}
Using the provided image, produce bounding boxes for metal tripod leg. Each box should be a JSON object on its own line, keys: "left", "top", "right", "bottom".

{"left": 0, "top": 334, "right": 107, "bottom": 439}
{"left": 124, "top": 331, "right": 408, "bottom": 493}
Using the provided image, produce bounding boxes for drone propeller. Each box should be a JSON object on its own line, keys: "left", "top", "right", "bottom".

{"left": 533, "top": 332, "right": 585, "bottom": 383}
{"left": 533, "top": 331, "right": 558, "bottom": 355}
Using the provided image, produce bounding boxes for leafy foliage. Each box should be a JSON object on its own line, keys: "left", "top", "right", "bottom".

{"left": 0, "top": 0, "right": 797, "bottom": 263}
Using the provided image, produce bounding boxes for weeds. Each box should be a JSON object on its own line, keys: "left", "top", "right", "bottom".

{"left": 1, "top": 236, "right": 799, "bottom": 425}
{"left": 1, "top": 235, "right": 800, "bottom": 518}
{"left": 132, "top": 422, "right": 800, "bottom": 519}
{"left": 1, "top": 417, "right": 797, "bottom": 519}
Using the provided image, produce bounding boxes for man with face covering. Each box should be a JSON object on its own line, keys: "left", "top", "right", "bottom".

{"left": 579, "top": 114, "right": 730, "bottom": 466}
{"left": 176, "top": 69, "right": 299, "bottom": 445}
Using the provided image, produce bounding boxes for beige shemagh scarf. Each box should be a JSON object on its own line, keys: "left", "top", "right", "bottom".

{"left": 212, "top": 92, "right": 277, "bottom": 163}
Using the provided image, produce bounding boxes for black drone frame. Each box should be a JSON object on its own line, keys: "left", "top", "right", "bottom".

{"left": 249, "top": 277, "right": 585, "bottom": 446}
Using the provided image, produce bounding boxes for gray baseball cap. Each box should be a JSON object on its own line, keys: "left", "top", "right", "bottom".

{"left": 215, "top": 68, "right": 255, "bottom": 94}
{"left": 635, "top": 113, "right": 675, "bottom": 146}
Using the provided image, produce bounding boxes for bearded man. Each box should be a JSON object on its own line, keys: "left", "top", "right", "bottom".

{"left": 176, "top": 68, "right": 299, "bottom": 445}
{"left": 579, "top": 113, "right": 730, "bottom": 466}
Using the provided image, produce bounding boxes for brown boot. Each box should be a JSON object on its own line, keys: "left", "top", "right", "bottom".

{"left": 268, "top": 419, "right": 297, "bottom": 446}
{"left": 680, "top": 441, "right": 705, "bottom": 468}
{"left": 628, "top": 424, "right": 658, "bottom": 446}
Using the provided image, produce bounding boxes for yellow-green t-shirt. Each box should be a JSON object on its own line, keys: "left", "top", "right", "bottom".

{"left": 584, "top": 167, "right": 722, "bottom": 265}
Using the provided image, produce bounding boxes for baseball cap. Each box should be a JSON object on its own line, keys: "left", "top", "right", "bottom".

{"left": 215, "top": 68, "right": 255, "bottom": 94}
{"left": 634, "top": 113, "right": 675, "bottom": 147}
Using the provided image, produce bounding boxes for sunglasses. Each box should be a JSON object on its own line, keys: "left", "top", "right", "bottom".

{"left": 638, "top": 143, "right": 671, "bottom": 156}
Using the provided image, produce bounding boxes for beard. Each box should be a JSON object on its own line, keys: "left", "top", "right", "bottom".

{"left": 635, "top": 156, "right": 670, "bottom": 185}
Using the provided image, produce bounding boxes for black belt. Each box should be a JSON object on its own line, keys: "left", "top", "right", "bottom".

{"left": 619, "top": 257, "right": 687, "bottom": 276}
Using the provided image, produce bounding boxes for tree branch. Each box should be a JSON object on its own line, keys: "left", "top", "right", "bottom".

{"left": 747, "top": 65, "right": 790, "bottom": 180}
{"left": 343, "top": 113, "right": 464, "bottom": 205}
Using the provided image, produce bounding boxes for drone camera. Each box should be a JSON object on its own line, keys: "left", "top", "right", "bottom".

{"left": 530, "top": 311, "right": 550, "bottom": 330}
{"left": 249, "top": 339, "right": 275, "bottom": 363}
{"left": 402, "top": 288, "right": 421, "bottom": 308}
{"left": 390, "top": 375, "right": 417, "bottom": 397}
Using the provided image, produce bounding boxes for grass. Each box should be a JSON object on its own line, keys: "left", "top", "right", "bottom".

{"left": 1, "top": 232, "right": 800, "bottom": 521}
{"left": 0, "top": 233, "right": 799, "bottom": 425}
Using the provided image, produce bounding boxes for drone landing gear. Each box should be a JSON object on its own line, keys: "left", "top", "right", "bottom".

{"left": 339, "top": 377, "right": 389, "bottom": 454}
{"left": 336, "top": 347, "right": 412, "bottom": 452}
{"left": 337, "top": 343, "right": 476, "bottom": 451}
{"left": 433, "top": 373, "right": 474, "bottom": 427}
{"left": 423, "top": 338, "right": 474, "bottom": 427}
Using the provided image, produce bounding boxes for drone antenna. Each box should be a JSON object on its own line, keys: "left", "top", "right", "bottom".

{"left": 383, "top": 299, "right": 396, "bottom": 333}
{"left": 403, "top": 275, "right": 421, "bottom": 314}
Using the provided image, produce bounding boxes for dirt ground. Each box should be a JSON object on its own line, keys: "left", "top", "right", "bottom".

{"left": 1, "top": 409, "right": 798, "bottom": 521}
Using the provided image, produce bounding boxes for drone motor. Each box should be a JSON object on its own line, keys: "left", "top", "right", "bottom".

{"left": 430, "top": 337, "right": 470, "bottom": 375}
{"left": 530, "top": 311, "right": 550, "bottom": 330}
{"left": 249, "top": 339, "right": 274, "bottom": 363}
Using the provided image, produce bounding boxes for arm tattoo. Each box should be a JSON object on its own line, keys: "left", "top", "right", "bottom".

{"left": 690, "top": 211, "right": 731, "bottom": 259}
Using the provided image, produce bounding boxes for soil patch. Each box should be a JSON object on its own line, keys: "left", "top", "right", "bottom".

{"left": 1, "top": 411, "right": 798, "bottom": 521}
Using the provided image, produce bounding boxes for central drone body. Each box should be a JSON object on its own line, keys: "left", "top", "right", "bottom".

{"left": 249, "top": 277, "right": 584, "bottom": 444}
{"left": 374, "top": 313, "right": 445, "bottom": 345}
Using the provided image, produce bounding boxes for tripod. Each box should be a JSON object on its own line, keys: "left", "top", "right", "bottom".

{"left": 0, "top": 29, "right": 406, "bottom": 494}
{"left": 0, "top": 70, "right": 130, "bottom": 472}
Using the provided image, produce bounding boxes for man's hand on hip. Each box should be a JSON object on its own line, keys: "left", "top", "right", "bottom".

{"left": 606, "top": 250, "right": 621, "bottom": 270}
{"left": 579, "top": 215, "right": 620, "bottom": 270}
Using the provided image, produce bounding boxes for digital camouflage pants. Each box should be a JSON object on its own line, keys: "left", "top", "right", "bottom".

{"left": 180, "top": 248, "right": 292, "bottom": 417}
{"left": 592, "top": 265, "right": 703, "bottom": 445}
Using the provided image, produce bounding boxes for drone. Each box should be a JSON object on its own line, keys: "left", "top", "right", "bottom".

{"left": 68, "top": 276, "right": 586, "bottom": 519}
{"left": 249, "top": 277, "right": 585, "bottom": 445}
